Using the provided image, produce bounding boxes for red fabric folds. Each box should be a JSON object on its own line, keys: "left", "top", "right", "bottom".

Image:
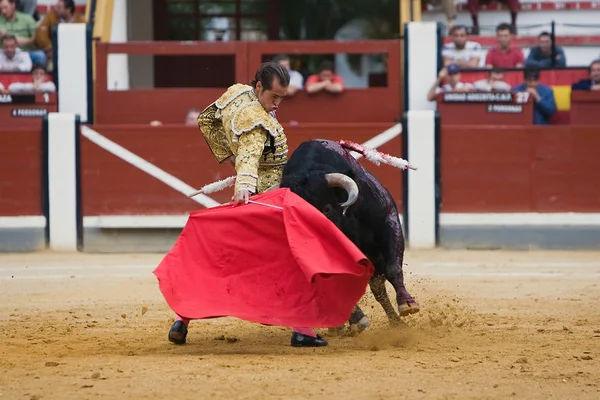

{"left": 153, "top": 188, "right": 374, "bottom": 328}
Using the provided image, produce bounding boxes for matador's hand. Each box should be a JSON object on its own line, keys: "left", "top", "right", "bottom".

{"left": 231, "top": 189, "right": 250, "bottom": 206}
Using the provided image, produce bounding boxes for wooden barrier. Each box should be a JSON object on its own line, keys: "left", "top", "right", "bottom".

{"left": 95, "top": 41, "right": 249, "bottom": 125}
{"left": 80, "top": 123, "right": 402, "bottom": 216}
{"left": 570, "top": 90, "right": 600, "bottom": 125}
{"left": 246, "top": 40, "right": 401, "bottom": 124}
{"left": 0, "top": 92, "right": 57, "bottom": 129}
{"left": 94, "top": 40, "right": 402, "bottom": 125}
{"left": 0, "top": 129, "right": 44, "bottom": 216}
{"left": 441, "top": 125, "right": 600, "bottom": 213}
{"left": 437, "top": 91, "right": 534, "bottom": 125}
{"left": 457, "top": 68, "right": 589, "bottom": 87}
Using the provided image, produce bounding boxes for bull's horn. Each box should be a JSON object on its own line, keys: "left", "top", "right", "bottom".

{"left": 324, "top": 173, "right": 359, "bottom": 212}
{"left": 266, "top": 183, "right": 280, "bottom": 191}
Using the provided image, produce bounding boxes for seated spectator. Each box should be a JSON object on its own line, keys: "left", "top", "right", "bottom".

{"left": 8, "top": 63, "right": 56, "bottom": 92}
{"left": 185, "top": 108, "right": 200, "bottom": 126}
{"left": 272, "top": 54, "right": 303, "bottom": 96}
{"left": 305, "top": 61, "right": 345, "bottom": 94}
{"left": 571, "top": 59, "right": 600, "bottom": 91}
{"left": 425, "top": 0, "right": 457, "bottom": 32}
{"left": 0, "top": 33, "right": 31, "bottom": 71}
{"left": 512, "top": 66, "right": 556, "bottom": 125}
{"left": 525, "top": 32, "right": 566, "bottom": 68}
{"left": 467, "top": 0, "right": 519, "bottom": 36}
{"left": 0, "top": 81, "right": 4, "bottom": 91}
{"left": 472, "top": 68, "right": 512, "bottom": 91}
{"left": 35, "top": 0, "right": 86, "bottom": 70}
{"left": 485, "top": 23, "right": 524, "bottom": 69}
{"left": 442, "top": 25, "right": 481, "bottom": 68}
{"left": 427, "top": 64, "right": 472, "bottom": 101}
{"left": 0, "top": 0, "right": 45, "bottom": 65}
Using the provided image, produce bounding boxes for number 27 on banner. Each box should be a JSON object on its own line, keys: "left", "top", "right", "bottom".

{"left": 516, "top": 92, "right": 530, "bottom": 104}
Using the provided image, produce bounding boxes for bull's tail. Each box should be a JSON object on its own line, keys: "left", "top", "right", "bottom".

{"left": 338, "top": 140, "right": 417, "bottom": 171}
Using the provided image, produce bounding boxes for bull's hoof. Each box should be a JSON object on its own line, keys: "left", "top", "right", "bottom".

{"left": 168, "top": 320, "right": 188, "bottom": 345}
{"left": 398, "top": 301, "right": 420, "bottom": 317}
{"left": 349, "top": 316, "right": 371, "bottom": 335}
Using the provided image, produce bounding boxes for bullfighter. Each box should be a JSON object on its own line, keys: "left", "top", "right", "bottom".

{"left": 167, "top": 61, "right": 328, "bottom": 348}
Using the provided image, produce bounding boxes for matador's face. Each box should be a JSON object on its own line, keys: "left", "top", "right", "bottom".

{"left": 256, "top": 79, "right": 288, "bottom": 113}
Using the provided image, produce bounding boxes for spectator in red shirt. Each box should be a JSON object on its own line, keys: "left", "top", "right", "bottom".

{"left": 485, "top": 23, "right": 524, "bottom": 69}
{"left": 305, "top": 60, "right": 345, "bottom": 94}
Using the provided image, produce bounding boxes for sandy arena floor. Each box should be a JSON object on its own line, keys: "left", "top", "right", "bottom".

{"left": 1, "top": 249, "right": 599, "bottom": 400}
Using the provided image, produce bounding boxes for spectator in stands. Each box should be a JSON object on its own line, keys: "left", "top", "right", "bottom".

{"left": 0, "top": 81, "right": 4, "bottom": 91}
{"left": 35, "top": 0, "right": 86, "bottom": 71}
{"left": 273, "top": 54, "right": 303, "bottom": 96}
{"left": 0, "top": 0, "right": 44, "bottom": 65}
{"left": 571, "top": 59, "right": 600, "bottom": 91}
{"left": 512, "top": 67, "right": 556, "bottom": 125}
{"left": 467, "top": 0, "right": 519, "bottom": 36}
{"left": 442, "top": 25, "right": 482, "bottom": 68}
{"left": 305, "top": 60, "right": 345, "bottom": 94}
{"left": 525, "top": 32, "right": 566, "bottom": 68}
{"left": 427, "top": 64, "right": 472, "bottom": 101}
{"left": 185, "top": 108, "right": 200, "bottom": 126}
{"left": 425, "top": 0, "right": 457, "bottom": 32}
{"left": 0, "top": 32, "right": 31, "bottom": 71}
{"left": 485, "top": 23, "right": 524, "bottom": 69}
{"left": 472, "top": 68, "right": 512, "bottom": 91}
{"left": 8, "top": 63, "right": 55, "bottom": 92}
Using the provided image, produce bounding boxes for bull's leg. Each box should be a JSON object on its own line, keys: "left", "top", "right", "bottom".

{"left": 383, "top": 211, "right": 420, "bottom": 317}
{"left": 369, "top": 275, "right": 401, "bottom": 323}
{"left": 328, "top": 304, "right": 371, "bottom": 336}
{"left": 348, "top": 304, "right": 371, "bottom": 334}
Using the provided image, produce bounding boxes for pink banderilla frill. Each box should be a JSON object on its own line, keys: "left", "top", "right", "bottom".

{"left": 187, "top": 140, "right": 416, "bottom": 197}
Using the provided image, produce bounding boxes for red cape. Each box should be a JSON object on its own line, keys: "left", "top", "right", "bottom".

{"left": 153, "top": 188, "right": 374, "bottom": 328}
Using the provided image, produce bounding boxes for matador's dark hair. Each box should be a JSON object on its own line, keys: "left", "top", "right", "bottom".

{"left": 251, "top": 61, "right": 290, "bottom": 90}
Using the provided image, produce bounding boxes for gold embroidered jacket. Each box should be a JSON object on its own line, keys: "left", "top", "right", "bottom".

{"left": 197, "top": 84, "right": 288, "bottom": 194}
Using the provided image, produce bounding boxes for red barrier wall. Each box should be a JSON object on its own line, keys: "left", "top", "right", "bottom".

{"left": 458, "top": 68, "right": 589, "bottom": 87}
{"left": 441, "top": 125, "right": 600, "bottom": 212}
{"left": 81, "top": 123, "right": 402, "bottom": 216}
{"left": 0, "top": 129, "right": 43, "bottom": 216}
{"left": 94, "top": 41, "right": 401, "bottom": 125}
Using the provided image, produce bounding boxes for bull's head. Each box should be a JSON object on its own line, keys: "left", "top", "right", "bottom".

{"left": 277, "top": 171, "right": 361, "bottom": 244}
{"left": 323, "top": 173, "right": 359, "bottom": 216}
{"left": 269, "top": 173, "right": 358, "bottom": 215}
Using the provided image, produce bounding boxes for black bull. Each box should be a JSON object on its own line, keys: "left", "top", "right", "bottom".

{"left": 276, "top": 139, "right": 420, "bottom": 329}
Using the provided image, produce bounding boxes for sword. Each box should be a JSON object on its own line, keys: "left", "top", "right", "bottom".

{"left": 247, "top": 200, "right": 283, "bottom": 210}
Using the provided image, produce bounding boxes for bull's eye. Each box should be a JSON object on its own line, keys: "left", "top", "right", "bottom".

{"left": 323, "top": 204, "right": 333, "bottom": 214}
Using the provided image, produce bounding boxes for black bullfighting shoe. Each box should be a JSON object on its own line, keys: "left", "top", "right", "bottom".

{"left": 168, "top": 320, "right": 188, "bottom": 345}
{"left": 290, "top": 332, "right": 328, "bottom": 347}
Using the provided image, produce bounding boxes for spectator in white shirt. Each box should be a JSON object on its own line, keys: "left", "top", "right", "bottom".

{"left": 0, "top": 82, "right": 4, "bottom": 91}
{"left": 472, "top": 68, "right": 512, "bottom": 92}
{"left": 442, "top": 25, "right": 482, "bottom": 69}
{"left": 8, "top": 63, "right": 56, "bottom": 92}
{"left": 273, "top": 54, "right": 303, "bottom": 96}
{"left": 0, "top": 33, "right": 32, "bottom": 72}
{"left": 427, "top": 64, "right": 472, "bottom": 101}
